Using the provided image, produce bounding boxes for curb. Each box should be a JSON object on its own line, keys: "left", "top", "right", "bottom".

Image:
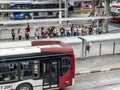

{"left": 75, "top": 67, "right": 120, "bottom": 75}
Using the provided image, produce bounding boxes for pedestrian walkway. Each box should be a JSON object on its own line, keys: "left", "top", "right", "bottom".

{"left": 71, "top": 13, "right": 89, "bottom": 17}
{"left": 75, "top": 54, "right": 120, "bottom": 75}
{"left": 109, "top": 25, "right": 120, "bottom": 31}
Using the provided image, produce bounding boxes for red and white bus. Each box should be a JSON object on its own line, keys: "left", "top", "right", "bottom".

{"left": 111, "top": 3, "right": 120, "bottom": 22}
{"left": 0, "top": 40, "right": 75, "bottom": 90}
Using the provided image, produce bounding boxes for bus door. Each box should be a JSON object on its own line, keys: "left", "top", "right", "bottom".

{"left": 42, "top": 60, "right": 60, "bottom": 89}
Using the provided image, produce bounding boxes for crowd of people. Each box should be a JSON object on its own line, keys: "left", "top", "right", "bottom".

{"left": 11, "top": 23, "right": 103, "bottom": 41}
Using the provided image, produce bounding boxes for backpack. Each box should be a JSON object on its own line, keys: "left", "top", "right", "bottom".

{"left": 97, "top": 28, "right": 102, "bottom": 33}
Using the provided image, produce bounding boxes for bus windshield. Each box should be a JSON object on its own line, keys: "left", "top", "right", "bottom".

{"left": 10, "top": 2, "right": 32, "bottom": 9}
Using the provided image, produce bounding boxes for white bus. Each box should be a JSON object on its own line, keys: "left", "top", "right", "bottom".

{"left": 111, "top": 3, "right": 120, "bottom": 22}
{"left": 0, "top": 40, "right": 75, "bottom": 90}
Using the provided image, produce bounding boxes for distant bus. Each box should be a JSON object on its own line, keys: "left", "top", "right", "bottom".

{"left": 110, "top": 3, "right": 120, "bottom": 22}
{"left": 9, "top": 1, "right": 65, "bottom": 20}
{"left": 0, "top": 40, "right": 75, "bottom": 90}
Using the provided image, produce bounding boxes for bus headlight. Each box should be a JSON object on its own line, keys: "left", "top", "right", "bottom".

{"left": 10, "top": 14, "right": 13, "bottom": 18}
{"left": 30, "top": 13, "right": 33, "bottom": 16}
{"left": 20, "top": 14, "right": 24, "bottom": 17}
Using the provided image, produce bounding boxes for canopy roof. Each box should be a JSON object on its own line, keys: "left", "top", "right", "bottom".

{"left": 79, "top": 33, "right": 120, "bottom": 42}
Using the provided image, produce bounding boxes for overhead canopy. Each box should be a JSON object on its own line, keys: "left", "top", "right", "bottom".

{"left": 79, "top": 33, "right": 120, "bottom": 42}
{"left": 0, "top": 16, "right": 112, "bottom": 25}
{"left": 0, "top": 1, "right": 31, "bottom": 4}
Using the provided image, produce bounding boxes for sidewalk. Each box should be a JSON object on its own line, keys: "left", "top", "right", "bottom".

{"left": 75, "top": 54, "right": 120, "bottom": 75}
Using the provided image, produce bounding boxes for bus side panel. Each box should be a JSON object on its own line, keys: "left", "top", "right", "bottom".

{"left": 111, "top": 17, "right": 120, "bottom": 22}
{"left": 59, "top": 53, "right": 75, "bottom": 89}
{"left": 0, "top": 80, "right": 43, "bottom": 90}
{"left": 71, "top": 53, "right": 75, "bottom": 78}
{"left": 59, "top": 70, "right": 73, "bottom": 89}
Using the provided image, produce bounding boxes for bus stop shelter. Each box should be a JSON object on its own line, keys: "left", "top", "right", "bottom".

{"left": 79, "top": 33, "right": 120, "bottom": 59}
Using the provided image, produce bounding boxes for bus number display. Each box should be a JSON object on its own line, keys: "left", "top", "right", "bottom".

{"left": 0, "top": 85, "right": 13, "bottom": 90}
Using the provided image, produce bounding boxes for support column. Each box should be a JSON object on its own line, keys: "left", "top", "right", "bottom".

{"left": 63, "top": 0, "right": 68, "bottom": 34}
{"left": 65, "top": 0, "right": 68, "bottom": 18}
{"left": 81, "top": 0, "right": 84, "bottom": 10}
{"left": 0, "top": 30, "right": 2, "bottom": 39}
{"left": 102, "top": 0, "right": 110, "bottom": 33}
{"left": 104, "top": 0, "right": 110, "bottom": 16}
{"left": 59, "top": 0, "right": 62, "bottom": 24}
{"left": 81, "top": 39, "right": 85, "bottom": 60}
{"left": 92, "top": 0, "right": 96, "bottom": 16}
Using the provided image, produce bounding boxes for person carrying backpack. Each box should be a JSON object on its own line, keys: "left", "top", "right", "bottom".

{"left": 97, "top": 27, "right": 102, "bottom": 34}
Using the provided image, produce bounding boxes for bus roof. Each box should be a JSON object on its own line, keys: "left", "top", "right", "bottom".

{"left": 0, "top": 40, "right": 72, "bottom": 56}
{"left": 79, "top": 33, "right": 120, "bottom": 42}
{"left": 0, "top": 40, "right": 69, "bottom": 48}
{"left": 32, "top": 1, "right": 63, "bottom": 4}
{"left": 10, "top": 2, "right": 32, "bottom": 4}
{"left": 0, "top": 16, "right": 112, "bottom": 25}
{"left": 0, "top": 44, "right": 62, "bottom": 56}
{"left": 0, "top": 0, "right": 62, "bottom": 4}
{"left": 112, "top": 3, "right": 120, "bottom": 7}
{"left": 0, "top": 1, "right": 32, "bottom": 4}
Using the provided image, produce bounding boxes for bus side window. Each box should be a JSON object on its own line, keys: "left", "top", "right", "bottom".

{"left": 61, "top": 56, "right": 71, "bottom": 75}
{"left": 20, "top": 61, "right": 33, "bottom": 80}
{"left": 33, "top": 61, "right": 40, "bottom": 78}
{"left": 0, "top": 62, "right": 18, "bottom": 82}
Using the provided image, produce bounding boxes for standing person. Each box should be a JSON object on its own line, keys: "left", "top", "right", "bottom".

{"left": 18, "top": 28, "right": 22, "bottom": 40}
{"left": 81, "top": 26, "right": 85, "bottom": 36}
{"left": 11, "top": 29, "right": 15, "bottom": 41}
{"left": 89, "top": 25, "right": 93, "bottom": 35}
{"left": 73, "top": 26, "right": 78, "bottom": 36}
{"left": 97, "top": 27, "right": 102, "bottom": 34}
{"left": 93, "top": 26, "right": 97, "bottom": 35}
{"left": 66, "top": 26, "right": 71, "bottom": 37}
{"left": 78, "top": 26, "right": 82, "bottom": 36}
{"left": 71, "top": 24, "right": 74, "bottom": 36}
{"left": 41, "top": 27, "right": 46, "bottom": 38}
{"left": 53, "top": 29, "right": 58, "bottom": 37}
{"left": 86, "top": 42, "right": 92, "bottom": 53}
{"left": 34, "top": 29, "right": 40, "bottom": 39}
{"left": 26, "top": 23, "right": 30, "bottom": 32}
{"left": 25, "top": 23, "right": 30, "bottom": 40}
{"left": 59, "top": 27, "right": 65, "bottom": 37}
{"left": 25, "top": 29, "right": 29, "bottom": 40}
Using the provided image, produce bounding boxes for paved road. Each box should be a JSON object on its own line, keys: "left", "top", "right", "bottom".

{"left": 64, "top": 70, "right": 120, "bottom": 90}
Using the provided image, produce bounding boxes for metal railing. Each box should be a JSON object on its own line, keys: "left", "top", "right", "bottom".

{"left": 85, "top": 40, "right": 120, "bottom": 58}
